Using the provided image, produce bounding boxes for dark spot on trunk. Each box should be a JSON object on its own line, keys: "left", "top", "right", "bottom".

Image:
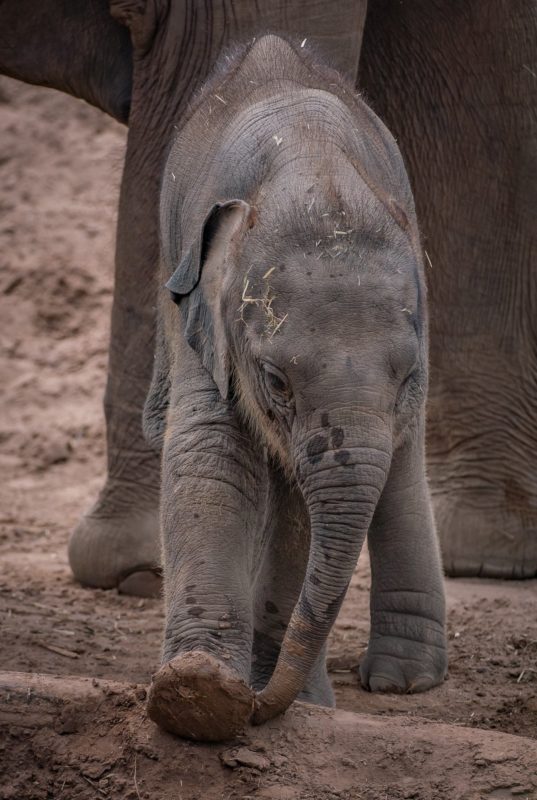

{"left": 306, "top": 434, "right": 328, "bottom": 465}
{"left": 326, "top": 582, "right": 350, "bottom": 618}
{"left": 331, "top": 427, "right": 344, "bottom": 448}
{"left": 188, "top": 606, "right": 206, "bottom": 617}
{"left": 346, "top": 355, "right": 352, "bottom": 370}
{"left": 309, "top": 572, "right": 321, "bottom": 586}
{"left": 185, "top": 584, "right": 196, "bottom": 592}
{"left": 321, "top": 412, "right": 330, "bottom": 428}
{"left": 265, "top": 600, "right": 279, "bottom": 614}
{"left": 193, "top": 513, "right": 199, "bottom": 519}
{"left": 298, "top": 594, "right": 315, "bottom": 621}
{"left": 298, "top": 582, "right": 349, "bottom": 624}
{"left": 334, "top": 449, "right": 350, "bottom": 465}
{"left": 185, "top": 596, "right": 196, "bottom": 605}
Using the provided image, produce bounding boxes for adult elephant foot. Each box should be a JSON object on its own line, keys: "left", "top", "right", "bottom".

{"left": 68, "top": 490, "right": 161, "bottom": 598}
{"left": 435, "top": 493, "right": 537, "bottom": 580}
{"left": 147, "top": 651, "right": 254, "bottom": 741}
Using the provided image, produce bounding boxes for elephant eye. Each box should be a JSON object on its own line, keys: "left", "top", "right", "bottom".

{"left": 262, "top": 363, "right": 292, "bottom": 405}
{"left": 267, "top": 370, "right": 286, "bottom": 393}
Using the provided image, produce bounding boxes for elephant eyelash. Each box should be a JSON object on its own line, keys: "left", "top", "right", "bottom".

{"left": 260, "top": 362, "right": 294, "bottom": 411}
{"left": 266, "top": 369, "right": 288, "bottom": 395}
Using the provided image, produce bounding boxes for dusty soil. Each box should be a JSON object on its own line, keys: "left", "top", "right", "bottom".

{"left": 1, "top": 78, "right": 536, "bottom": 799}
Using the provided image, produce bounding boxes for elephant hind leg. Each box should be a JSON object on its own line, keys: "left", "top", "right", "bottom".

{"left": 68, "top": 490, "right": 161, "bottom": 598}
{"left": 360, "top": 0, "right": 537, "bottom": 578}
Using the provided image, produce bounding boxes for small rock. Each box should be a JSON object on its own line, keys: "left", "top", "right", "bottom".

{"left": 234, "top": 747, "right": 270, "bottom": 771}
{"left": 220, "top": 747, "right": 270, "bottom": 771}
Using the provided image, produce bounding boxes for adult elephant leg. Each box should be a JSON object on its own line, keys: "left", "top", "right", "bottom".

{"left": 67, "top": 80, "right": 166, "bottom": 598}
{"left": 360, "top": 424, "right": 447, "bottom": 693}
{"left": 252, "top": 470, "right": 333, "bottom": 707}
{"left": 0, "top": 1, "right": 159, "bottom": 595}
{"left": 361, "top": 0, "right": 537, "bottom": 577}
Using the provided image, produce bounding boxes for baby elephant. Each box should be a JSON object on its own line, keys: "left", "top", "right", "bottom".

{"left": 144, "top": 35, "right": 447, "bottom": 741}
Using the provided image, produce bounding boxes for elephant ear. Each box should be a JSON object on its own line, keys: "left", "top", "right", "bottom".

{"left": 166, "top": 200, "right": 252, "bottom": 400}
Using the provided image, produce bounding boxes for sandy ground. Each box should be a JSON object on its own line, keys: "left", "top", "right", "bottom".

{"left": 1, "top": 78, "right": 536, "bottom": 799}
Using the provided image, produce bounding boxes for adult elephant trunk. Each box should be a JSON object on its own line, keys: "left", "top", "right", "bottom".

{"left": 253, "top": 410, "right": 392, "bottom": 724}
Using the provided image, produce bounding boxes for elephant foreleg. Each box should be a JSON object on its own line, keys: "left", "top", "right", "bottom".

{"left": 146, "top": 337, "right": 266, "bottom": 740}
{"left": 360, "top": 425, "right": 447, "bottom": 693}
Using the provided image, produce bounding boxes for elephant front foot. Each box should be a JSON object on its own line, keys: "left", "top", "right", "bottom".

{"left": 435, "top": 492, "right": 537, "bottom": 579}
{"left": 147, "top": 651, "right": 254, "bottom": 741}
{"left": 68, "top": 500, "right": 161, "bottom": 597}
{"left": 360, "top": 615, "right": 447, "bottom": 694}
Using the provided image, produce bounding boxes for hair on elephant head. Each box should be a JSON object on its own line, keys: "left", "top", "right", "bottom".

{"left": 145, "top": 34, "right": 446, "bottom": 741}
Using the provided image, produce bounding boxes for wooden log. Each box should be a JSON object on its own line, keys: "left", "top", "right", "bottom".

{"left": 1, "top": 671, "right": 536, "bottom": 800}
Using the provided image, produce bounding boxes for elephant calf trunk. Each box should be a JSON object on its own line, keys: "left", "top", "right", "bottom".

{"left": 253, "top": 433, "right": 391, "bottom": 724}
{"left": 253, "top": 610, "right": 327, "bottom": 723}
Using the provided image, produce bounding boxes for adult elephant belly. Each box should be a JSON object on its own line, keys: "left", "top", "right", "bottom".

{"left": 360, "top": 0, "right": 537, "bottom": 578}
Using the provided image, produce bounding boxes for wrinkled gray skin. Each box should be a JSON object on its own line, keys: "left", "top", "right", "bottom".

{"left": 143, "top": 36, "right": 447, "bottom": 740}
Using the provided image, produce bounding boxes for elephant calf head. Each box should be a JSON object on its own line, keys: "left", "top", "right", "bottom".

{"left": 145, "top": 35, "right": 436, "bottom": 740}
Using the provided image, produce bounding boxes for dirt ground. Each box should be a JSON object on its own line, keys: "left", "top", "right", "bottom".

{"left": 1, "top": 79, "right": 536, "bottom": 799}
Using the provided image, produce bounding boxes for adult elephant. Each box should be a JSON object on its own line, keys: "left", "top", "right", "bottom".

{"left": 1, "top": 0, "right": 535, "bottom": 589}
